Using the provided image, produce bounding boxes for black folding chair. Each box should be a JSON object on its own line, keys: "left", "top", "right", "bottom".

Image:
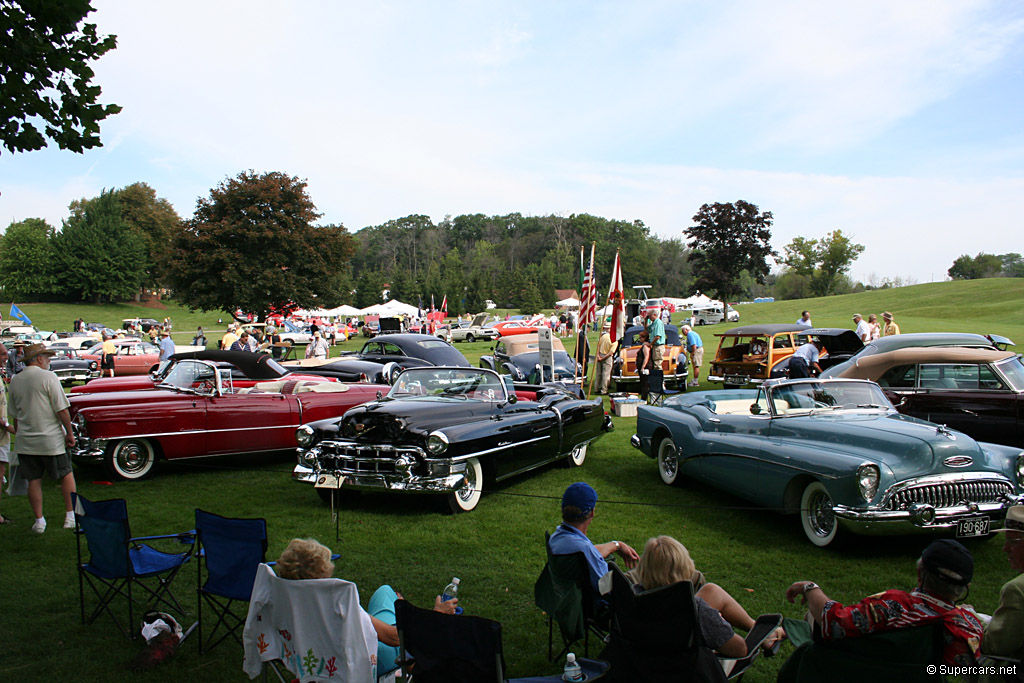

{"left": 195, "top": 508, "right": 267, "bottom": 654}
{"left": 534, "top": 531, "right": 609, "bottom": 661}
{"left": 602, "top": 564, "right": 781, "bottom": 682}
{"left": 647, "top": 369, "right": 681, "bottom": 406}
{"left": 73, "top": 493, "right": 194, "bottom": 639}
{"left": 395, "top": 599, "right": 608, "bottom": 683}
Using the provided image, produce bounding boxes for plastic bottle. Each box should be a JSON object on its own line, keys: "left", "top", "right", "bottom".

{"left": 441, "top": 577, "right": 460, "bottom": 604}
{"left": 563, "top": 652, "right": 583, "bottom": 682}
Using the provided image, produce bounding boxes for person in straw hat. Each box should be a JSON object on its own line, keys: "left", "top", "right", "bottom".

{"left": 881, "top": 311, "right": 901, "bottom": 336}
{"left": 7, "top": 344, "right": 77, "bottom": 534}
{"left": 981, "top": 506, "right": 1024, "bottom": 668}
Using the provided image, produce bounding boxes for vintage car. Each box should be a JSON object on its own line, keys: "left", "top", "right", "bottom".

{"left": 632, "top": 378, "right": 1024, "bottom": 547}
{"left": 479, "top": 333, "right": 583, "bottom": 384}
{"left": 611, "top": 324, "right": 689, "bottom": 391}
{"left": 48, "top": 333, "right": 101, "bottom": 350}
{"left": 122, "top": 318, "right": 160, "bottom": 332}
{"left": 80, "top": 339, "right": 162, "bottom": 375}
{"left": 279, "top": 319, "right": 314, "bottom": 345}
{"left": 282, "top": 333, "right": 470, "bottom": 383}
{"left": 68, "top": 356, "right": 386, "bottom": 480}
{"left": 833, "top": 346, "right": 1024, "bottom": 448}
{"left": 70, "top": 350, "right": 335, "bottom": 394}
{"left": 292, "top": 367, "right": 613, "bottom": 513}
{"left": 491, "top": 319, "right": 548, "bottom": 337}
{"left": 768, "top": 328, "right": 864, "bottom": 379}
{"left": 450, "top": 314, "right": 500, "bottom": 343}
{"left": 821, "top": 332, "right": 1015, "bottom": 379}
{"left": 707, "top": 324, "right": 811, "bottom": 388}
{"left": 50, "top": 348, "right": 100, "bottom": 385}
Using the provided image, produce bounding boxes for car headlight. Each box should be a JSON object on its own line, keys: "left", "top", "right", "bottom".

{"left": 856, "top": 463, "right": 880, "bottom": 501}
{"left": 73, "top": 413, "right": 88, "bottom": 438}
{"left": 1016, "top": 453, "right": 1024, "bottom": 487}
{"left": 295, "top": 425, "right": 315, "bottom": 448}
{"left": 426, "top": 431, "right": 449, "bottom": 455}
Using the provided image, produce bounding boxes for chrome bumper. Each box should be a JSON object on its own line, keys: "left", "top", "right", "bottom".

{"left": 708, "top": 374, "right": 764, "bottom": 385}
{"left": 70, "top": 437, "right": 108, "bottom": 463}
{"left": 833, "top": 500, "right": 1016, "bottom": 535}
{"left": 292, "top": 462, "right": 466, "bottom": 493}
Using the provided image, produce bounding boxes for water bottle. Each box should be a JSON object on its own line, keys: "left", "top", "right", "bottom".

{"left": 563, "top": 652, "right": 583, "bottom": 682}
{"left": 441, "top": 577, "right": 460, "bottom": 604}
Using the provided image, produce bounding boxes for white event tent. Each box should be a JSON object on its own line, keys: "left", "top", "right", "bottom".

{"left": 555, "top": 297, "right": 580, "bottom": 308}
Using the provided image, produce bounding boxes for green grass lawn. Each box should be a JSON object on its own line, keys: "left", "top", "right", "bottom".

{"left": 1, "top": 280, "right": 1022, "bottom": 681}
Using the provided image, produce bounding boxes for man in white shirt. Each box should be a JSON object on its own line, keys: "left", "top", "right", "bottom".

{"left": 795, "top": 311, "right": 812, "bottom": 327}
{"left": 789, "top": 339, "right": 824, "bottom": 379}
{"left": 852, "top": 314, "right": 871, "bottom": 343}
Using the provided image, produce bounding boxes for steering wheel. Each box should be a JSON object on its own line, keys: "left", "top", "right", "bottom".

{"left": 197, "top": 380, "right": 215, "bottom": 393}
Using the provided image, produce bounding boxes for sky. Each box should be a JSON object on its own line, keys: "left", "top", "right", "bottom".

{"left": 2, "top": 0, "right": 1023, "bottom": 287}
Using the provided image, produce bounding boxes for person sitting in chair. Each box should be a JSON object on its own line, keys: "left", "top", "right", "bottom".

{"left": 783, "top": 539, "right": 984, "bottom": 667}
{"left": 629, "top": 536, "right": 784, "bottom": 658}
{"left": 980, "top": 505, "right": 1024, "bottom": 672}
{"left": 276, "top": 538, "right": 457, "bottom": 677}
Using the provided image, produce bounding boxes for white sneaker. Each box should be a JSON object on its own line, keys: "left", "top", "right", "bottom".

{"left": 31, "top": 518, "right": 46, "bottom": 534}
{"left": 64, "top": 515, "right": 76, "bottom": 529}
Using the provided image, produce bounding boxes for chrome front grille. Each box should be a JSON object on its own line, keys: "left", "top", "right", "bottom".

{"left": 316, "top": 441, "right": 423, "bottom": 475}
{"left": 886, "top": 479, "right": 1013, "bottom": 510}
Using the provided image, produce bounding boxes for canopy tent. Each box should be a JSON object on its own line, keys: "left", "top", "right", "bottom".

{"left": 666, "top": 294, "right": 718, "bottom": 310}
{"left": 359, "top": 299, "right": 420, "bottom": 318}
{"left": 291, "top": 308, "right": 333, "bottom": 318}
{"left": 556, "top": 297, "right": 580, "bottom": 308}
{"left": 327, "top": 305, "right": 362, "bottom": 317}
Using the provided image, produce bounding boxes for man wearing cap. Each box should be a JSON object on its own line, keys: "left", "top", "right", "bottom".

{"left": 594, "top": 323, "right": 614, "bottom": 395}
{"left": 789, "top": 339, "right": 824, "bottom": 379}
{"left": 852, "top": 314, "right": 871, "bottom": 343}
{"left": 682, "top": 324, "right": 703, "bottom": 387}
{"left": 158, "top": 328, "right": 175, "bottom": 362}
{"left": 784, "top": 539, "right": 984, "bottom": 666}
{"left": 981, "top": 506, "right": 1024, "bottom": 666}
{"left": 882, "top": 311, "right": 900, "bottom": 336}
{"left": 548, "top": 482, "right": 639, "bottom": 592}
{"left": 8, "top": 344, "right": 77, "bottom": 534}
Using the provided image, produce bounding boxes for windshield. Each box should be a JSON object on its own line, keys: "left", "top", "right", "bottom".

{"left": 768, "top": 380, "right": 892, "bottom": 416}
{"left": 995, "top": 357, "right": 1024, "bottom": 391}
{"left": 159, "top": 359, "right": 226, "bottom": 395}
{"left": 388, "top": 368, "right": 507, "bottom": 401}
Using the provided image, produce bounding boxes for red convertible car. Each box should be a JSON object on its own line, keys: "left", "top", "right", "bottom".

{"left": 69, "top": 355, "right": 386, "bottom": 480}
{"left": 71, "top": 350, "right": 334, "bottom": 394}
{"left": 490, "top": 320, "right": 548, "bottom": 337}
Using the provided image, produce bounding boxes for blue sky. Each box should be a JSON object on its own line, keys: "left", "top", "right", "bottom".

{"left": 2, "top": 0, "right": 1022, "bottom": 286}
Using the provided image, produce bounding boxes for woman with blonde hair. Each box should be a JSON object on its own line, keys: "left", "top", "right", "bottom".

{"left": 629, "top": 536, "right": 783, "bottom": 658}
{"left": 276, "top": 538, "right": 456, "bottom": 677}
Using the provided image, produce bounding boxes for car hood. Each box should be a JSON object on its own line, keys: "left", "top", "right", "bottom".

{"left": 337, "top": 398, "right": 499, "bottom": 443}
{"left": 775, "top": 411, "right": 993, "bottom": 479}
{"left": 69, "top": 388, "right": 188, "bottom": 412}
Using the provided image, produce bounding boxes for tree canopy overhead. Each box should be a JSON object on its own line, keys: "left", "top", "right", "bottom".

{"left": 166, "top": 171, "right": 356, "bottom": 319}
{"left": 684, "top": 200, "right": 777, "bottom": 302}
{"left": 0, "top": 0, "right": 121, "bottom": 156}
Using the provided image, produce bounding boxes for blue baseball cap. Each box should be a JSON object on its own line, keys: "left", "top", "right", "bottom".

{"left": 562, "top": 482, "right": 598, "bottom": 515}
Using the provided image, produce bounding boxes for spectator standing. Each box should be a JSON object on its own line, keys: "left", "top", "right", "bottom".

{"left": 635, "top": 330, "right": 653, "bottom": 401}
{"left": 867, "top": 314, "right": 882, "bottom": 341}
{"left": 148, "top": 325, "right": 159, "bottom": 344}
{"left": 682, "top": 324, "right": 704, "bottom": 387}
{"left": 100, "top": 334, "right": 116, "bottom": 377}
{"left": 8, "top": 344, "right": 77, "bottom": 534}
{"left": 0, "top": 344, "right": 14, "bottom": 525}
{"left": 158, "top": 328, "right": 175, "bottom": 362}
{"left": 221, "top": 324, "right": 239, "bottom": 351}
{"left": 305, "top": 331, "right": 330, "bottom": 360}
{"left": 882, "top": 311, "right": 900, "bottom": 336}
{"left": 794, "top": 311, "right": 812, "bottom": 327}
{"left": 230, "top": 331, "right": 253, "bottom": 352}
{"left": 660, "top": 307, "right": 671, "bottom": 325}
{"left": 646, "top": 309, "right": 666, "bottom": 371}
{"left": 558, "top": 312, "right": 567, "bottom": 337}
{"left": 594, "top": 322, "right": 615, "bottom": 395}
{"left": 789, "top": 339, "right": 824, "bottom": 379}
{"left": 783, "top": 539, "right": 983, "bottom": 668}
{"left": 7, "top": 342, "right": 26, "bottom": 377}
{"left": 980, "top": 506, "right": 1024, "bottom": 670}
{"left": 266, "top": 326, "right": 284, "bottom": 360}
{"left": 192, "top": 326, "right": 207, "bottom": 347}
{"left": 548, "top": 482, "right": 638, "bottom": 592}
{"left": 852, "top": 314, "right": 871, "bottom": 343}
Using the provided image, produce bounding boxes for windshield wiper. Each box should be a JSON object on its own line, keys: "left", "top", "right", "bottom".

{"left": 855, "top": 403, "right": 885, "bottom": 409}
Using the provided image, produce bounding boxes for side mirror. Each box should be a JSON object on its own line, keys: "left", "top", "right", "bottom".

{"left": 749, "top": 403, "right": 762, "bottom": 415}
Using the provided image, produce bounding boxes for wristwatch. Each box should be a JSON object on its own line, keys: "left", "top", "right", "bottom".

{"left": 803, "top": 582, "right": 820, "bottom": 594}
{"left": 612, "top": 541, "right": 621, "bottom": 551}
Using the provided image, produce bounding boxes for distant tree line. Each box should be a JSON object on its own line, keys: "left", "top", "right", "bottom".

{"left": 948, "top": 253, "right": 1024, "bottom": 281}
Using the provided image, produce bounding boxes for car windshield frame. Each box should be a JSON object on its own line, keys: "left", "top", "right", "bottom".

{"left": 387, "top": 367, "right": 508, "bottom": 402}
{"left": 994, "top": 357, "right": 1024, "bottom": 392}
{"left": 766, "top": 379, "right": 894, "bottom": 417}
{"left": 157, "top": 359, "right": 232, "bottom": 396}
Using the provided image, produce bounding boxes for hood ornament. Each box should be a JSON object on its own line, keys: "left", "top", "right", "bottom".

{"left": 935, "top": 424, "right": 956, "bottom": 440}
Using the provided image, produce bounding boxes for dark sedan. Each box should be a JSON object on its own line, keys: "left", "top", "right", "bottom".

{"left": 50, "top": 348, "right": 101, "bottom": 385}
{"left": 281, "top": 333, "right": 470, "bottom": 384}
{"left": 479, "top": 333, "right": 582, "bottom": 384}
{"left": 835, "top": 346, "right": 1024, "bottom": 448}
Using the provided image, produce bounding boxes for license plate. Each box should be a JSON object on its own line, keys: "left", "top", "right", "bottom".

{"left": 956, "top": 516, "right": 990, "bottom": 537}
{"left": 724, "top": 375, "right": 748, "bottom": 385}
{"left": 315, "top": 473, "right": 344, "bottom": 490}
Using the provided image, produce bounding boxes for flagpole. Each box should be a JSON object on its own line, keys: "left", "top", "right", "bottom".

{"left": 574, "top": 246, "right": 585, "bottom": 387}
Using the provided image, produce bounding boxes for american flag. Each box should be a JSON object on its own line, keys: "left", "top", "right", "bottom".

{"left": 579, "top": 244, "right": 597, "bottom": 328}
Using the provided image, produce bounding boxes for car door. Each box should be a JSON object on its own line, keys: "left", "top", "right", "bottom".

{"left": 908, "top": 363, "right": 1020, "bottom": 445}
{"left": 203, "top": 385, "right": 299, "bottom": 454}
{"left": 696, "top": 400, "right": 770, "bottom": 498}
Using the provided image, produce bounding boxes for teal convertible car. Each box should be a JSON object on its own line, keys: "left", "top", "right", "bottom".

{"left": 632, "top": 378, "right": 1024, "bottom": 547}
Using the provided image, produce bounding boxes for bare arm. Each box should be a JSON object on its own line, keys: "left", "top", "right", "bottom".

{"left": 58, "top": 407, "right": 75, "bottom": 448}
{"left": 785, "top": 581, "right": 832, "bottom": 626}
{"left": 594, "top": 541, "right": 639, "bottom": 568}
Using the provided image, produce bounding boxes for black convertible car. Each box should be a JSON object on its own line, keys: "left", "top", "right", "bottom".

{"left": 293, "top": 367, "right": 613, "bottom": 512}
{"left": 479, "top": 333, "right": 583, "bottom": 384}
{"left": 282, "top": 333, "right": 470, "bottom": 384}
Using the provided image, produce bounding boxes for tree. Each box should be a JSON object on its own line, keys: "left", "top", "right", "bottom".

{"left": 54, "top": 190, "right": 147, "bottom": 302}
{"left": 999, "top": 253, "right": 1024, "bottom": 278}
{"left": 0, "top": 218, "right": 57, "bottom": 299}
{"left": 782, "top": 229, "right": 865, "bottom": 296}
{"left": 167, "top": 171, "right": 355, "bottom": 320}
{"left": 0, "top": 0, "right": 121, "bottom": 156}
{"left": 684, "top": 201, "right": 776, "bottom": 302}
{"left": 948, "top": 253, "right": 1003, "bottom": 280}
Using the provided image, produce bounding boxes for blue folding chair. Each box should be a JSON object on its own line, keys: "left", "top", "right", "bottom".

{"left": 73, "top": 493, "right": 194, "bottom": 639}
{"left": 194, "top": 508, "right": 268, "bottom": 654}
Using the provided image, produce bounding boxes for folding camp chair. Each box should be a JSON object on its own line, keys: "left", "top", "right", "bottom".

{"left": 533, "top": 531, "right": 609, "bottom": 662}
{"left": 241, "top": 563, "right": 379, "bottom": 683}
{"left": 395, "top": 599, "right": 608, "bottom": 683}
{"left": 601, "top": 564, "right": 782, "bottom": 683}
{"left": 646, "top": 369, "right": 681, "bottom": 406}
{"left": 194, "top": 508, "right": 267, "bottom": 654}
{"left": 73, "top": 492, "right": 194, "bottom": 639}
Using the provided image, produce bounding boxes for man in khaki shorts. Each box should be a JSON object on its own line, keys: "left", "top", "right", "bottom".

{"left": 9, "top": 344, "right": 77, "bottom": 534}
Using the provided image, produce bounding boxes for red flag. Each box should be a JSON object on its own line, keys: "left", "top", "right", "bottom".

{"left": 607, "top": 251, "right": 625, "bottom": 342}
{"left": 441, "top": 294, "right": 448, "bottom": 313}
